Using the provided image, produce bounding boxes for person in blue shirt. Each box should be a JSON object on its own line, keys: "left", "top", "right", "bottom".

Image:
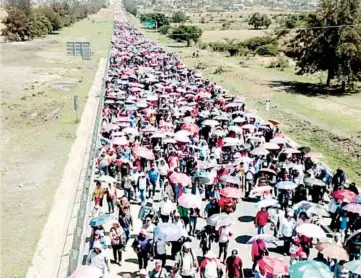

{"left": 148, "top": 164, "right": 160, "bottom": 199}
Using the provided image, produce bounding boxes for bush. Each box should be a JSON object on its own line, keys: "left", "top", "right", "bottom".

{"left": 38, "top": 6, "right": 63, "bottom": 31}
{"left": 30, "top": 10, "right": 53, "bottom": 37}
{"left": 158, "top": 24, "right": 171, "bottom": 35}
{"left": 140, "top": 13, "right": 170, "bottom": 28}
{"left": 172, "top": 11, "right": 186, "bottom": 23}
{"left": 169, "top": 25, "right": 202, "bottom": 46}
{"left": 214, "top": 66, "right": 226, "bottom": 74}
{"left": 197, "top": 41, "right": 209, "bottom": 50}
{"left": 209, "top": 41, "right": 228, "bottom": 52}
{"left": 269, "top": 53, "right": 289, "bottom": 70}
{"left": 243, "top": 36, "right": 276, "bottom": 51}
{"left": 222, "top": 21, "right": 231, "bottom": 30}
{"left": 254, "top": 44, "right": 279, "bottom": 56}
{"left": 124, "top": 0, "right": 137, "bottom": 16}
{"left": 1, "top": 8, "right": 33, "bottom": 41}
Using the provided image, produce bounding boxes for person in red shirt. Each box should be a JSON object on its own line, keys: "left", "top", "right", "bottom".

{"left": 226, "top": 249, "right": 244, "bottom": 278}
{"left": 254, "top": 207, "right": 269, "bottom": 234}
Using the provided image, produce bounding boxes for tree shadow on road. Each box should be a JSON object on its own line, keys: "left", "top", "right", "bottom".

{"left": 235, "top": 235, "right": 252, "bottom": 244}
{"left": 238, "top": 216, "right": 255, "bottom": 223}
{"left": 117, "top": 271, "right": 136, "bottom": 278}
{"left": 268, "top": 245, "right": 284, "bottom": 255}
{"left": 125, "top": 258, "right": 139, "bottom": 264}
{"left": 267, "top": 80, "right": 356, "bottom": 97}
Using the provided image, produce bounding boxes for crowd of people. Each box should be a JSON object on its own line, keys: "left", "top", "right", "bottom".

{"left": 70, "top": 14, "right": 361, "bottom": 278}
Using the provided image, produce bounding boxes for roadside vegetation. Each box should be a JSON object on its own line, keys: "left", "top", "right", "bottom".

{"left": 1, "top": 0, "right": 108, "bottom": 41}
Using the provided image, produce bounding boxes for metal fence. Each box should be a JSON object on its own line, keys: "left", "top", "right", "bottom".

{"left": 66, "top": 36, "right": 112, "bottom": 276}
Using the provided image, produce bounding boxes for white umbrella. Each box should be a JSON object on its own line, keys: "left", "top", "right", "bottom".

{"left": 344, "top": 260, "right": 361, "bottom": 275}
{"left": 163, "top": 138, "right": 177, "bottom": 144}
{"left": 97, "top": 175, "right": 117, "bottom": 183}
{"left": 270, "top": 137, "right": 287, "bottom": 144}
{"left": 175, "top": 130, "right": 191, "bottom": 137}
{"left": 147, "top": 95, "right": 158, "bottom": 101}
{"left": 247, "top": 234, "right": 279, "bottom": 244}
{"left": 154, "top": 223, "right": 188, "bottom": 241}
{"left": 178, "top": 193, "right": 202, "bottom": 209}
{"left": 262, "top": 142, "right": 280, "bottom": 150}
{"left": 223, "top": 137, "right": 243, "bottom": 146}
{"left": 282, "top": 148, "right": 300, "bottom": 154}
{"left": 233, "top": 116, "right": 245, "bottom": 123}
{"left": 296, "top": 223, "right": 326, "bottom": 238}
{"left": 103, "top": 123, "right": 119, "bottom": 132}
{"left": 276, "top": 181, "right": 297, "bottom": 190}
{"left": 122, "top": 127, "right": 139, "bottom": 135}
{"left": 111, "top": 137, "right": 129, "bottom": 146}
{"left": 174, "top": 134, "right": 191, "bottom": 143}
{"left": 207, "top": 213, "right": 233, "bottom": 229}
{"left": 228, "top": 126, "right": 243, "bottom": 134}
{"left": 203, "top": 119, "right": 220, "bottom": 126}
{"left": 256, "top": 198, "right": 278, "bottom": 209}
{"left": 250, "top": 147, "right": 269, "bottom": 156}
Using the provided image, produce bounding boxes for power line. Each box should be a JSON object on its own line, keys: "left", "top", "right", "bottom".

{"left": 144, "top": 23, "right": 361, "bottom": 35}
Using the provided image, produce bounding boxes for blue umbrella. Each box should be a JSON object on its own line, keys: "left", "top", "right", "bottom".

{"left": 290, "top": 260, "right": 332, "bottom": 278}
{"left": 276, "top": 181, "right": 297, "bottom": 190}
{"left": 89, "top": 214, "right": 115, "bottom": 227}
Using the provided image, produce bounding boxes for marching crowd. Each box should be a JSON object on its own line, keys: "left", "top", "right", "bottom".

{"left": 70, "top": 17, "right": 361, "bottom": 278}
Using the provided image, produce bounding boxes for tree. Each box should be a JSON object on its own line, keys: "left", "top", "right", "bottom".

{"left": 1, "top": 8, "right": 33, "bottom": 41}
{"left": 158, "top": 25, "right": 171, "bottom": 35}
{"left": 292, "top": 0, "right": 361, "bottom": 88}
{"left": 172, "top": 11, "right": 186, "bottom": 23}
{"left": 123, "top": 0, "right": 137, "bottom": 16}
{"left": 169, "top": 25, "right": 202, "bottom": 46}
{"left": 140, "top": 13, "right": 170, "bottom": 28}
{"left": 261, "top": 14, "right": 271, "bottom": 29}
{"left": 29, "top": 10, "right": 53, "bottom": 37}
{"left": 248, "top": 12, "right": 263, "bottom": 29}
{"left": 38, "top": 6, "right": 64, "bottom": 31}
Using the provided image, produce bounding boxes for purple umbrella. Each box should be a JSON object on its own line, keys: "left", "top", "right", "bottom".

{"left": 343, "top": 203, "right": 361, "bottom": 214}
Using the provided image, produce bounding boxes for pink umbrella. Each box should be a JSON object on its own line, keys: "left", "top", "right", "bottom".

{"left": 306, "top": 152, "right": 324, "bottom": 158}
{"left": 258, "top": 256, "right": 288, "bottom": 275}
{"left": 178, "top": 193, "right": 202, "bottom": 208}
{"left": 343, "top": 203, "right": 361, "bottom": 214}
{"left": 111, "top": 137, "right": 129, "bottom": 146}
{"left": 241, "top": 124, "right": 255, "bottom": 130}
{"left": 133, "top": 146, "right": 155, "bottom": 160}
{"left": 169, "top": 172, "right": 192, "bottom": 186}
{"left": 69, "top": 266, "right": 102, "bottom": 278}
{"left": 220, "top": 187, "right": 242, "bottom": 198}
{"left": 334, "top": 189, "right": 358, "bottom": 203}
{"left": 181, "top": 123, "right": 200, "bottom": 134}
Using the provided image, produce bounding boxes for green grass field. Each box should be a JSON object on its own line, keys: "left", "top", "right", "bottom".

{"left": 0, "top": 9, "right": 113, "bottom": 278}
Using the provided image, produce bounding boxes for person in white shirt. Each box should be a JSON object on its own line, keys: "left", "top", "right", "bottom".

{"left": 175, "top": 242, "right": 198, "bottom": 278}
{"left": 159, "top": 194, "right": 175, "bottom": 223}
{"left": 153, "top": 237, "right": 169, "bottom": 267}
{"left": 173, "top": 212, "right": 185, "bottom": 229}
{"left": 218, "top": 225, "right": 233, "bottom": 263}
{"left": 279, "top": 213, "right": 296, "bottom": 255}
{"left": 158, "top": 159, "right": 169, "bottom": 187}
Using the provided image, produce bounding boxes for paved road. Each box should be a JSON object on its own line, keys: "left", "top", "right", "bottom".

{"left": 103, "top": 188, "right": 320, "bottom": 278}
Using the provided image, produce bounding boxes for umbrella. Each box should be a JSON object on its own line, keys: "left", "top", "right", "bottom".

{"left": 146, "top": 95, "right": 158, "bottom": 101}
{"left": 169, "top": 172, "right": 192, "bottom": 186}
{"left": 241, "top": 124, "right": 255, "bottom": 130}
{"left": 282, "top": 148, "right": 300, "bottom": 154}
{"left": 258, "top": 256, "right": 288, "bottom": 275}
{"left": 89, "top": 214, "right": 115, "bottom": 227}
{"left": 220, "top": 187, "right": 242, "bottom": 198}
{"left": 259, "top": 168, "right": 277, "bottom": 175}
{"left": 220, "top": 175, "right": 241, "bottom": 185}
{"left": 334, "top": 189, "right": 357, "bottom": 203}
{"left": 270, "top": 137, "right": 287, "bottom": 144}
{"left": 97, "top": 175, "right": 117, "bottom": 183}
{"left": 298, "top": 146, "right": 311, "bottom": 154}
{"left": 250, "top": 186, "right": 273, "bottom": 196}
{"left": 290, "top": 261, "right": 332, "bottom": 278}
{"left": 133, "top": 146, "right": 155, "bottom": 160}
{"left": 228, "top": 126, "right": 243, "bottom": 134}
{"left": 306, "top": 204, "right": 330, "bottom": 217}
{"left": 111, "top": 137, "right": 129, "bottom": 146}
{"left": 163, "top": 138, "right": 176, "bottom": 144}
{"left": 202, "top": 119, "right": 220, "bottom": 126}
{"left": 154, "top": 223, "right": 188, "bottom": 241}
{"left": 305, "top": 152, "right": 323, "bottom": 158}
{"left": 122, "top": 127, "right": 139, "bottom": 135}
{"left": 262, "top": 142, "right": 280, "bottom": 150}
{"left": 343, "top": 203, "right": 361, "bottom": 214}
{"left": 69, "top": 266, "right": 103, "bottom": 278}
{"left": 268, "top": 119, "right": 280, "bottom": 126}
{"left": 256, "top": 198, "right": 278, "bottom": 209}
{"left": 181, "top": 123, "right": 200, "bottom": 133}
{"left": 233, "top": 116, "right": 245, "bottom": 123}
{"left": 223, "top": 137, "right": 243, "bottom": 146}
{"left": 178, "top": 193, "right": 202, "bottom": 209}
{"left": 103, "top": 123, "right": 119, "bottom": 132}
{"left": 247, "top": 234, "right": 279, "bottom": 244}
{"left": 175, "top": 130, "right": 191, "bottom": 137}
{"left": 250, "top": 147, "right": 269, "bottom": 156}
{"left": 316, "top": 242, "right": 349, "bottom": 260}
{"left": 296, "top": 223, "right": 326, "bottom": 238}
{"left": 206, "top": 213, "right": 233, "bottom": 228}
{"left": 174, "top": 134, "right": 191, "bottom": 143}
{"left": 276, "top": 181, "right": 297, "bottom": 190}
{"left": 344, "top": 260, "right": 361, "bottom": 275}
{"left": 346, "top": 229, "right": 361, "bottom": 243}
{"left": 311, "top": 178, "right": 327, "bottom": 187}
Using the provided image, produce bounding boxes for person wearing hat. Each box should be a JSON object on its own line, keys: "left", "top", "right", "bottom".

{"left": 149, "top": 259, "right": 168, "bottom": 278}
{"left": 199, "top": 250, "right": 222, "bottom": 278}
{"left": 132, "top": 229, "right": 151, "bottom": 270}
{"left": 86, "top": 241, "right": 110, "bottom": 277}
{"left": 175, "top": 242, "right": 198, "bottom": 278}
{"left": 225, "top": 249, "right": 244, "bottom": 278}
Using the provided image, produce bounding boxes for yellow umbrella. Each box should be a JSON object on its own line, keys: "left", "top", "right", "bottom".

{"left": 316, "top": 242, "right": 349, "bottom": 261}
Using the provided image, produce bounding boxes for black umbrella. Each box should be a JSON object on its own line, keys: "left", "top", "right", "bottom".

{"left": 298, "top": 146, "right": 311, "bottom": 154}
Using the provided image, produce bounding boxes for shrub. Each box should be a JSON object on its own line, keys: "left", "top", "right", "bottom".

{"left": 140, "top": 13, "right": 170, "bottom": 28}
{"left": 222, "top": 21, "right": 231, "bottom": 30}
{"left": 254, "top": 44, "right": 279, "bottom": 56}
{"left": 169, "top": 25, "right": 202, "bottom": 46}
{"left": 124, "top": 0, "right": 137, "bottom": 16}
{"left": 172, "top": 11, "right": 186, "bottom": 23}
{"left": 197, "top": 41, "right": 209, "bottom": 50}
{"left": 1, "top": 8, "right": 33, "bottom": 41}
{"left": 209, "top": 41, "right": 228, "bottom": 52}
{"left": 30, "top": 10, "right": 53, "bottom": 37}
{"left": 214, "top": 66, "right": 226, "bottom": 74}
{"left": 269, "top": 53, "right": 289, "bottom": 70}
{"left": 243, "top": 36, "right": 276, "bottom": 51}
{"left": 38, "top": 6, "right": 63, "bottom": 31}
{"left": 158, "top": 24, "right": 171, "bottom": 35}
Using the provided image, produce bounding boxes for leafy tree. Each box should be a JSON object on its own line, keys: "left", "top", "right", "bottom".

{"left": 1, "top": 8, "right": 33, "bottom": 41}
{"left": 222, "top": 20, "right": 231, "bottom": 30}
{"left": 254, "top": 44, "right": 279, "bottom": 56}
{"left": 244, "top": 36, "right": 277, "bottom": 51}
{"left": 248, "top": 13, "right": 272, "bottom": 29}
{"left": 172, "top": 11, "right": 186, "bottom": 23}
{"left": 123, "top": 0, "right": 137, "bottom": 16}
{"left": 140, "top": 13, "right": 169, "bottom": 28}
{"left": 169, "top": 25, "right": 202, "bottom": 46}
{"left": 292, "top": 0, "right": 361, "bottom": 87}
{"left": 38, "top": 6, "right": 63, "bottom": 31}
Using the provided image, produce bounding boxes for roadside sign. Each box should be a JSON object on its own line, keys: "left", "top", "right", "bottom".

{"left": 66, "top": 41, "right": 92, "bottom": 60}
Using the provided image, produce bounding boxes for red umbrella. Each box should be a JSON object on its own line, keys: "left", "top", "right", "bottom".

{"left": 258, "top": 256, "right": 288, "bottom": 275}
{"left": 220, "top": 187, "right": 242, "bottom": 199}
{"left": 268, "top": 119, "right": 280, "bottom": 126}
{"left": 181, "top": 123, "right": 200, "bottom": 134}
{"left": 169, "top": 172, "right": 192, "bottom": 186}
{"left": 133, "top": 146, "right": 155, "bottom": 160}
{"left": 334, "top": 189, "right": 357, "bottom": 203}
